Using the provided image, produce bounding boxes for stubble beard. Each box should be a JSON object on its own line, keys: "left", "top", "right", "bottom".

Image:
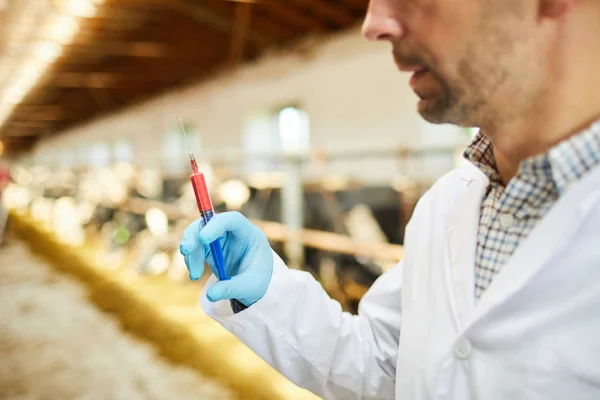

{"left": 418, "top": 2, "right": 531, "bottom": 129}
{"left": 416, "top": 68, "right": 472, "bottom": 126}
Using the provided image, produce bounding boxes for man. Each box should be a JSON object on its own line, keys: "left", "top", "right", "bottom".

{"left": 180, "top": 0, "right": 600, "bottom": 398}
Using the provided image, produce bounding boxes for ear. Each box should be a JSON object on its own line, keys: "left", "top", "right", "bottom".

{"left": 539, "top": 0, "right": 577, "bottom": 18}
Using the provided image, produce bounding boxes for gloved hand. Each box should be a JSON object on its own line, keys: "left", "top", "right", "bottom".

{"left": 179, "top": 212, "right": 274, "bottom": 307}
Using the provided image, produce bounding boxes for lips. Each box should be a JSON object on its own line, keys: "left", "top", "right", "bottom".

{"left": 409, "top": 68, "right": 430, "bottom": 90}
{"left": 394, "top": 61, "right": 427, "bottom": 73}
{"left": 395, "top": 62, "right": 430, "bottom": 86}
{"left": 393, "top": 54, "right": 437, "bottom": 96}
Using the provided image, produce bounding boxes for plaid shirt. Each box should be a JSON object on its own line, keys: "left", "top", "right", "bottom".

{"left": 464, "top": 119, "right": 600, "bottom": 300}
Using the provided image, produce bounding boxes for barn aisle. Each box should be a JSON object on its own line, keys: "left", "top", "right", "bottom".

{"left": 0, "top": 241, "right": 233, "bottom": 400}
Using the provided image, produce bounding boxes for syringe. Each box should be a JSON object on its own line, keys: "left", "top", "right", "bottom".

{"left": 180, "top": 118, "right": 229, "bottom": 282}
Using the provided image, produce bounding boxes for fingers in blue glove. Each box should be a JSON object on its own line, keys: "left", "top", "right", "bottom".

{"left": 206, "top": 273, "right": 254, "bottom": 306}
{"left": 180, "top": 218, "right": 204, "bottom": 256}
{"left": 184, "top": 246, "right": 205, "bottom": 281}
{"left": 198, "top": 212, "right": 251, "bottom": 245}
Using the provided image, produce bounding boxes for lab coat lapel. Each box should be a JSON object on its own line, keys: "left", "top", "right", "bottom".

{"left": 469, "top": 164, "right": 600, "bottom": 324}
{"left": 442, "top": 164, "right": 488, "bottom": 329}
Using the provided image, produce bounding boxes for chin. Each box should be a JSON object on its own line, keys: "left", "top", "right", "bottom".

{"left": 417, "top": 98, "right": 449, "bottom": 124}
{"left": 418, "top": 96, "right": 468, "bottom": 126}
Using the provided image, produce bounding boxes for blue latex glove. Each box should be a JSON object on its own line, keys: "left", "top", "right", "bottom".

{"left": 180, "top": 212, "right": 274, "bottom": 307}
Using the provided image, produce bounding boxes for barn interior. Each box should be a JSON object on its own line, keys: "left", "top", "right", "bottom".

{"left": 0, "top": 1, "right": 473, "bottom": 399}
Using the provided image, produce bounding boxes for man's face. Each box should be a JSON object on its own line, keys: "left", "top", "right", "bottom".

{"left": 362, "top": 0, "right": 544, "bottom": 128}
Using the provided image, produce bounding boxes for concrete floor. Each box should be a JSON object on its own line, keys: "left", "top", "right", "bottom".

{"left": 0, "top": 241, "right": 233, "bottom": 400}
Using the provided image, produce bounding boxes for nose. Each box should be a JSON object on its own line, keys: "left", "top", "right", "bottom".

{"left": 362, "top": 0, "right": 405, "bottom": 42}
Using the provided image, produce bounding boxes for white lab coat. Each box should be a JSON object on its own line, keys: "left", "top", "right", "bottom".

{"left": 201, "top": 162, "right": 600, "bottom": 400}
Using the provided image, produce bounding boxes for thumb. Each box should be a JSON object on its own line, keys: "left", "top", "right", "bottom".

{"left": 206, "top": 275, "right": 248, "bottom": 303}
{"left": 199, "top": 212, "right": 251, "bottom": 245}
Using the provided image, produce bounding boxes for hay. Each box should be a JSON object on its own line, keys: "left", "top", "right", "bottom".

{"left": 0, "top": 241, "right": 233, "bottom": 400}
{"left": 7, "top": 214, "right": 318, "bottom": 400}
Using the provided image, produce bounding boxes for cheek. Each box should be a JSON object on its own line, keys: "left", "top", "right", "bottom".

{"left": 430, "top": 16, "right": 477, "bottom": 80}
{"left": 413, "top": 0, "right": 481, "bottom": 70}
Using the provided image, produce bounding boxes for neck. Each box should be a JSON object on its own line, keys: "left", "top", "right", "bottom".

{"left": 483, "top": 6, "right": 600, "bottom": 185}
{"left": 489, "top": 109, "right": 600, "bottom": 185}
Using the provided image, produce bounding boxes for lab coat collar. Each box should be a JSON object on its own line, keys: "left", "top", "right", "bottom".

{"left": 466, "top": 163, "right": 600, "bottom": 329}
{"left": 442, "top": 163, "right": 489, "bottom": 329}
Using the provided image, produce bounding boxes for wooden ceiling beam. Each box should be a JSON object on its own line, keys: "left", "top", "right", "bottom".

{"left": 196, "top": 0, "right": 297, "bottom": 43}
{"left": 24, "top": 66, "right": 208, "bottom": 130}
{"left": 0, "top": 134, "right": 38, "bottom": 156}
{"left": 0, "top": 42, "right": 178, "bottom": 69}
{"left": 1, "top": 127, "right": 46, "bottom": 137}
{"left": 5, "top": 121, "right": 50, "bottom": 129}
{"left": 48, "top": 72, "right": 194, "bottom": 89}
{"left": 55, "top": 51, "right": 216, "bottom": 80}
{"left": 229, "top": 3, "right": 253, "bottom": 65}
{"left": 55, "top": 44, "right": 221, "bottom": 73}
{"left": 70, "top": 27, "right": 151, "bottom": 44}
{"left": 67, "top": 41, "right": 174, "bottom": 58}
{"left": 85, "top": 10, "right": 233, "bottom": 65}
{"left": 286, "top": 0, "right": 356, "bottom": 27}
{"left": 8, "top": 101, "right": 90, "bottom": 130}
{"left": 8, "top": 100, "right": 89, "bottom": 124}
{"left": 175, "top": 0, "right": 272, "bottom": 46}
{"left": 335, "top": 0, "right": 369, "bottom": 13}
{"left": 258, "top": 0, "right": 329, "bottom": 33}
{"left": 0, "top": 6, "right": 151, "bottom": 28}
{"left": 43, "top": 82, "right": 184, "bottom": 133}
{"left": 56, "top": 49, "right": 219, "bottom": 78}
{"left": 16, "top": 108, "right": 65, "bottom": 122}
{"left": 134, "top": 17, "right": 232, "bottom": 60}
{"left": 113, "top": 0, "right": 273, "bottom": 47}
{"left": 8, "top": 141, "right": 42, "bottom": 157}
{"left": 10, "top": 105, "right": 64, "bottom": 115}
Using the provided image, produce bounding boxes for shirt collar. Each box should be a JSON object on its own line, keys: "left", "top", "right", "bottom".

{"left": 463, "top": 119, "right": 600, "bottom": 194}
{"left": 547, "top": 120, "right": 600, "bottom": 195}
{"left": 463, "top": 130, "right": 502, "bottom": 185}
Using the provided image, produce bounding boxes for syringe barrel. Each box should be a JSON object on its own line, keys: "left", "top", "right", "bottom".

{"left": 189, "top": 170, "right": 229, "bottom": 281}
{"left": 190, "top": 172, "right": 213, "bottom": 212}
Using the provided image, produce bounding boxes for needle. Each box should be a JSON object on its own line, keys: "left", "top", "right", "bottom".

{"left": 179, "top": 117, "right": 195, "bottom": 158}
{"left": 179, "top": 117, "right": 198, "bottom": 172}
